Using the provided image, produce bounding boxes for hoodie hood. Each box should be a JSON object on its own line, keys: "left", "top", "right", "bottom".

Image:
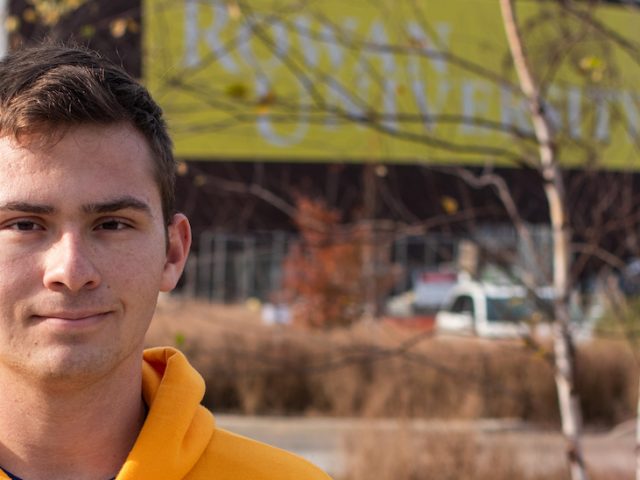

{"left": 117, "top": 347, "right": 215, "bottom": 479}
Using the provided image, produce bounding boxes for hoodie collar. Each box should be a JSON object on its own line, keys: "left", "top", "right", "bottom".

{"left": 116, "top": 348, "right": 215, "bottom": 479}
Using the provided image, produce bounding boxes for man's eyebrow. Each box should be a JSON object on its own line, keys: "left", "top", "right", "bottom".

{"left": 83, "top": 197, "right": 152, "bottom": 215}
{"left": 0, "top": 202, "right": 55, "bottom": 214}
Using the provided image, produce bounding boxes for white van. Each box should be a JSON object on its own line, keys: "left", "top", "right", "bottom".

{"left": 435, "top": 281, "right": 546, "bottom": 338}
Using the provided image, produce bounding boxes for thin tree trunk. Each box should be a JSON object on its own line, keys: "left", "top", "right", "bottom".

{"left": 498, "top": 1, "right": 588, "bottom": 479}
{"left": 637, "top": 378, "right": 640, "bottom": 480}
{"left": 362, "top": 164, "right": 378, "bottom": 320}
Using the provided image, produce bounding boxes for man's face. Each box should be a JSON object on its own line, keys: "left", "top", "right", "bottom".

{"left": 0, "top": 123, "right": 190, "bottom": 383}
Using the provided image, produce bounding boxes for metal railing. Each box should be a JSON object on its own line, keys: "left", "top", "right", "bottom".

{"left": 180, "top": 225, "right": 552, "bottom": 303}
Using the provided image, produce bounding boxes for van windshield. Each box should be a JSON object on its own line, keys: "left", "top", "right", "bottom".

{"left": 486, "top": 297, "right": 532, "bottom": 322}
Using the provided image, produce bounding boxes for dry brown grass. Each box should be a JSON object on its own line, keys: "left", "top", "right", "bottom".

{"left": 343, "top": 428, "right": 630, "bottom": 480}
{"left": 345, "top": 430, "right": 526, "bottom": 480}
{"left": 148, "top": 298, "right": 638, "bottom": 425}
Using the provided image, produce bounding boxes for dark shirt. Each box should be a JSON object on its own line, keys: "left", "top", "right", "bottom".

{"left": 1, "top": 467, "right": 115, "bottom": 480}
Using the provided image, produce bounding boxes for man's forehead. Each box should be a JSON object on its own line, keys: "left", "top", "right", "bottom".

{"left": 0, "top": 126, "right": 66, "bottom": 152}
{"left": 0, "top": 123, "right": 161, "bottom": 209}
{"left": 0, "top": 124, "right": 153, "bottom": 169}
{"left": 1, "top": 121, "right": 150, "bottom": 154}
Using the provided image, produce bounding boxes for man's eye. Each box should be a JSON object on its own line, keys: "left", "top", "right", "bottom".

{"left": 97, "top": 220, "right": 129, "bottom": 231}
{"left": 9, "top": 220, "right": 43, "bottom": 231}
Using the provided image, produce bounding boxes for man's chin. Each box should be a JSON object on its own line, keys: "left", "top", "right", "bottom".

{"left": 18, "top": 345, "right": 131, "bottom": 387}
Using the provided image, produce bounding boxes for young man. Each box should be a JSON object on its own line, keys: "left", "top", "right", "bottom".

{"left": 0, "top": 45, "right": 331, "bottom": 480}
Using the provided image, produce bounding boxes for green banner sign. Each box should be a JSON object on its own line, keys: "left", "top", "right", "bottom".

{"left": 145, "top": 0, "right": 639, "bottom": 168}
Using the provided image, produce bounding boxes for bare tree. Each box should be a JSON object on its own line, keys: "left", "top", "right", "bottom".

{"left": 500, "top": 2, "right": 587, "bottom": 478}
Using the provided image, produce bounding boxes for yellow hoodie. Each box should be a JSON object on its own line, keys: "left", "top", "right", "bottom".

{"left": 117, "top": 347, "right": 333, "bottom": 479}
{"left": 0, "top": 347, "right": 332, "bottom": 480}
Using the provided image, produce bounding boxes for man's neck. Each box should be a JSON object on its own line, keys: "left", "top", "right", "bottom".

{"left": 0, "top": 352, "right": 145, "bottom": 480}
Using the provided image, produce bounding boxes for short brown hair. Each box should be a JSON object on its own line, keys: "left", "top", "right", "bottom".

{"left": 0, "top": 44, "right": 175, "bottom": 222}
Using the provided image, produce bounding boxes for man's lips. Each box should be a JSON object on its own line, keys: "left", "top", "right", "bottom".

{"left": 32, "top": 311, "right": 113, "bottom": 326}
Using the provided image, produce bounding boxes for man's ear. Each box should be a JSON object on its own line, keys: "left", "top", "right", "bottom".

{"left": 160, "top": 213, "right": 192, "bottom": 292}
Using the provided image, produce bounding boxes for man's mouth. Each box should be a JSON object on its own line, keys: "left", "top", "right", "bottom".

{"left": 36, "top": 311, "right": 108, "bottom": 320}
{"left": 32, "top": 310, "right": 112, "bottom": 327}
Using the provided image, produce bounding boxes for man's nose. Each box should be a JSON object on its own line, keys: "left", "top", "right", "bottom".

{"left": 42, "top": 232, "right": 102, "bottom": 293}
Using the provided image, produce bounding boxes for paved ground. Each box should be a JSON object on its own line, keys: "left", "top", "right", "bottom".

{"left": 216, "top": 414, "right": 636, "bottom": 478}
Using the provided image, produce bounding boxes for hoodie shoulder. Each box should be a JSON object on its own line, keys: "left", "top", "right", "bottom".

{"left": 133, "top": 348, "right": 332, "bottom": 480}
{"left": 186, "top": 426, "right": 333, "bottom": 480}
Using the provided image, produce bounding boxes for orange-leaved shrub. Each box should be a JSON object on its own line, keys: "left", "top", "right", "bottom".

{"left": 281, "top": 196, "right": 397, "bottom": 328}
